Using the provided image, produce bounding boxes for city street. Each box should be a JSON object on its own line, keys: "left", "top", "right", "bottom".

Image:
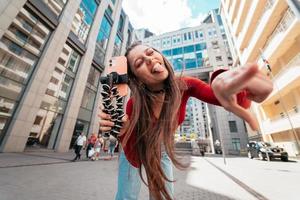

{"left": 0, "top": 151, "right": 299, "bottom": 200}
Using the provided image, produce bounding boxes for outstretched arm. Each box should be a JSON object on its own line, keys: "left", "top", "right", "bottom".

{"left": 211, "top": 63, "right": 273, "bottom": 130}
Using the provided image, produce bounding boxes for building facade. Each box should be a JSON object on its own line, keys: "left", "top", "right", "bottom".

{"left": 220, "top": 0, "right": 300, "bottom": 156}
{"left": 142, "top": 9, "right": 248, "bottom": 154}
{"left": 133, "top": 28, "right": 154, "bottom": 41}
{"left": 0, "top": 0, "right": 134, "bottom": 152}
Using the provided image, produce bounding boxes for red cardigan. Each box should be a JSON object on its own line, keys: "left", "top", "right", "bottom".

{"left": 121, "top": 75, "right": 250, "bottom": 168}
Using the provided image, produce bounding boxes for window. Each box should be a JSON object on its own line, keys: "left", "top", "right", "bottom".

{"left": 67, "top": 50, "right": 80, "bottom": 73}
{"left": 232, "top": 138, "right": 241, "bottom": 151}
{"left": 81, "top": 87, "right": 96, "bottom": 110}
{"left": 199, "top": 31, "right": 203, "bottom": 38}
{"left": 217, "top": 15, "right": 223, "bottom": 26}
{"left": 188, "top": 32, "right": 192, "bottom": 40}
{"left": 229, "top": 121, "right": 238, "bottom": 132}
{"left": 112, "top": 34, "right": 122, "bottom": 56}
{"left": 50, "top": 77, "right": 59, "bottom": 85}
{"left": 87, "top": 66, "right": 100, "bottom": 88}
{"left": 195, "top": 43, "right": 207, "bottom": 51}
{"left": 42, "top": 0, "right": 67, "bottom": 16}
{"left": 194, "top": 31, "right": 198, "bottom": 38}
{"left": 106, "top": 6, "right": 113, "bottom": 17}
{"left": 196, "top": 52, "right": 203, "bottom": 67}
{"left": 127, "top": 29, "right": 132, "bottom": 47}
{"left": 212, "top": 41, "right": 219, "bottom": 49}
{"left": 33, "top": 116, "right": 43, "bottom": 125}
{"left": 118, "top": 15, "right": 124, "bottom": 33}
{"left": 184, "top": 45, "right": 194, "bottom": 53}
{"left": 71, "top": 0, "right": 98, "bottom": 43}
{"left": 172, "top": 57, "right": 183, "bottom": 71}
{"left": 216, "top": 56, "right": 222, "bottom": 62}
{"left": 172, "top": 47, "right": 182, "bottom": 55}
{"left": 94, "top": 16, "right": 112, "bottom": 64}
{"left": 185, "top": 58, "right": 197, "bottom": 69}
{"left": 162, "top": 50, "right": 171, "bottom": 57}
{"left": 0, "top": 7, "right": 51, "bottom": 143}
{"left": 184, "top": 33, "right": 187, "bottom": 40}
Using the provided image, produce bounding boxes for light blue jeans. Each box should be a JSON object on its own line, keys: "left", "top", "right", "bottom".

{"left": 115, "top": 151, "right": 174, "bottom": 200}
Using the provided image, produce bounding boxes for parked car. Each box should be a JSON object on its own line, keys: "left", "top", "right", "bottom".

{"left": 247, "top": 141, "right": 288, "bottom": 161}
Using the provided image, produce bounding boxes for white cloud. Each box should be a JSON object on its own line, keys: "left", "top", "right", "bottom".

{"left": 122, "top": 0, "right": 206, "bottom": 35}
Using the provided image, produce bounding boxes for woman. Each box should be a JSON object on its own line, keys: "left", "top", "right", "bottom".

{"left": 99, "top": 42, "right": 273, "bottom": 200}
{"left": 92, "top": 135, "right": 103, "bottom": 161}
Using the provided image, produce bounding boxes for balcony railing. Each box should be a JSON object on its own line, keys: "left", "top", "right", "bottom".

{"left": 273, "top": 53, "right": 300, "bottom": 80}
{"left": 243, "top": 0, "right": 275, "bottom": 61}
{"left": 262, "top": 8, "right": 296, "bottom": 55}
{"left": 269, "top": 105, "right": 300, "bottom": 122}
{"left": 262, "top": 105, "right": 300, "bottom": 134}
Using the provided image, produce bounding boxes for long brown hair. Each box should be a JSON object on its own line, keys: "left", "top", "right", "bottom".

{"left": 123, "top": 42, "right": 187, "bottom": 200}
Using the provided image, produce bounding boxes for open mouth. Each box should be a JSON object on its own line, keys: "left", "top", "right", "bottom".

{"left": 152, "top": 63, "right": 165, "bottom": 73}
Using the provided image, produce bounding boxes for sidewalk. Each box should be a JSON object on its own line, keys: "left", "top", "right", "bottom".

{"left": 0, "top": 150, "right": 118, "bottom": 168}
{"left": 187, "top": 156, "right": 300, "bottom": 200}
{"left": 0, "top": 151, "right": 258, "bottom": 200}
{"left": 186, "top": 157, "right": 258, "bottom": 200}
{"left": 2, "top": 151, "right": 297, "bottom": 199}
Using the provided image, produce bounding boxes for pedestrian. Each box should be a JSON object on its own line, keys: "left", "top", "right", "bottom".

{"left": 92, "top": 135, "right": 103, "bottom": 161}
{"left": 99, "top": 41, "right": 273, "bottom": 200}
{"left": 86, "top": 133, "right": 97, "bottom": 160}
{"left": 108, "top": 134, "right": 118, "bottom": 159}
{"left": 72, "top": 132, "right": 86, "bottom": 162}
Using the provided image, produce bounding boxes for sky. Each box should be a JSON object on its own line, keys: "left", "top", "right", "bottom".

{"left": 122, "top": 0, "right": 220, "bottom": 35}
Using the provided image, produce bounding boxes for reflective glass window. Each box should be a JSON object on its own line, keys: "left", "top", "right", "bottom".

{"left": 162, "top": 49, "right": 171, "bottom": 57}
{"left": 184, "top": 45, "right": 194, "bottom": 53}
{"left": 94, "top": 16, "right": 112, "bottom": 64}
{"left": 171, "top": 47, "right": 182, "bottom": 56}
{"left": 71, "top": 0, "right": 98, "bottom": 43}
{"left": 29, "top": 43, "right": 81, "bottom": 149}
{"left": 185, "top": 58, "right": 197, "bottom": 69}
{"left": 196, "top": 52, "right": 203, "bottom": 67}
{"left": 87, "top": 66, "right": 100, "bottom": 88}
{"left": 81, "top": 87, "right": 96, "bottom": 111}
{"left": 118, "top": 15, "right": 124, "bottom": 33}
{"left": 42, "top": 0, "right": 67, "bottom": 17}
{"left": 0, "top": 7, "right": 51, "bottom": 142}
{"left": 112, "top": 34, "right": 122, "bottom": 56}
{"left": 195, "top": 43, "right": 207, "bottom": 51}
{"left": 172, "top": 57, "right": 183, "bottom": 71}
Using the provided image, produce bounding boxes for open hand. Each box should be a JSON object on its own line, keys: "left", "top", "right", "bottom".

{"left": 211, "top": 63, "right": 273, "bottom": 130}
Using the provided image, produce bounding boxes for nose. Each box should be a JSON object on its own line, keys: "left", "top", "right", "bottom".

{"left": 144, "top": 56, "right": 153, "bottom": 65}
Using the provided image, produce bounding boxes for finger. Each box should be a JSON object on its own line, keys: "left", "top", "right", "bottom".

{"left": 120, "top": 114, "right": 130, "bottom": 134}
{"left": 245, "top": 75, "right": 273, "bottom": 103}
{"left": 99, "top": 126, "right": 112, "bottom": 131}
{"left": 99, "top": 119, "right": 114, "bottom": 127}
{"left": 98, "top": 112, "right": 111, "bottom": 120}
{"left": 228, "top": 104, "right": 259, "bottom": 131}
{"left": 121, "top": 114, "right": 129, "bottom": 123}
{"left": 226, "top": 63, "right": 259, "bottom": 95}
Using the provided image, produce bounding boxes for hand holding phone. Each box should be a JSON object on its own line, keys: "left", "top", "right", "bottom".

{"left": 99, "top": 56, "right": 129, "bottom": 138}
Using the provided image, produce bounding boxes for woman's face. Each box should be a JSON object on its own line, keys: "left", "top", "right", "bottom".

{"left": 127, "top": 45, "right": 169, "bottom": 90}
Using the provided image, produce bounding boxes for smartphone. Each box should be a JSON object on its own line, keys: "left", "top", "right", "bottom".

{"left": 107, "top": 56, "right": 128, "bottom": 97}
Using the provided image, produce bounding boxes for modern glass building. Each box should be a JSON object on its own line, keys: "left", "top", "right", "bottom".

{"left": 0, "top": 0, "right": 134, "bottom": 152}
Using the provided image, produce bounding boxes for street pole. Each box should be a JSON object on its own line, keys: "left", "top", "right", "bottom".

{"left": 259, "top": 49, "right": 300, "bottom": 155}
{"left": 220, "top": 131, "right": 227, "bottom": 165}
